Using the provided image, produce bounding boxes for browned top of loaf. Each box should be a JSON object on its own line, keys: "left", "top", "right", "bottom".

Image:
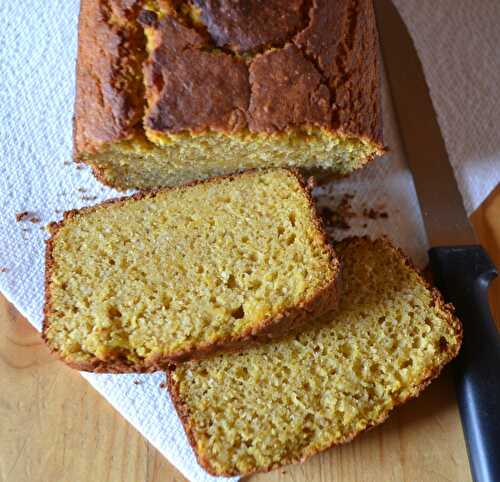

{"left": 73, "top": 0, "right": 145, "bottom": 154}
{"left": 74, "top": 0, "right": 382, "bottom": 154}
{"left": 140, "top": 13, "right": 250, "bottom": 133}
{"left": 194, "top": 0, "right": 304, "bottom": 53}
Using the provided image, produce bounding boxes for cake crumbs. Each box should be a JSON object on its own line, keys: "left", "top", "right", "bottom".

{"left": 159, "top": 381, "right": 167, "bottom": 389}
{"left": 81, "top": 195, "right": 97, "bottom": 201}
{"left": 0, "top": 267, "right": 8, "bottom": 273}
{"left": 77, "top": 187, "right": 87, "bottom": 192}
{"left": 15, "top": 211, "right": 40, "bottom": 223}
{"left": 320, "top": 206, "right": 350, "bottom": 230}
{"left": 319, "top": 193, "right": 356, "bottom": 230}
{"left": 15, "top": 211, "right": 29, "bottom": 221}
{"left": 363, "top": 207, "right": 389, "bottom": 219}
{"left": 306, "top": 176, "right": 317, "bottom": 191}
{"left": 133, "top": 380, "right": 142, "bottom": 385}
{"left": 318, "top": 194, "right": 389, "bottom": 231}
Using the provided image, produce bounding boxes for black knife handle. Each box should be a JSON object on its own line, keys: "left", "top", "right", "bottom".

{"left": 429, "top": 245, "right": 500, "bottom": 482}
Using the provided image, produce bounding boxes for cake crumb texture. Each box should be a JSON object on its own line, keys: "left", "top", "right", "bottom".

{"left": 169, "top": 237, "right": 462, "bottom": 476}
{"left": 43, "top": 169, "right": 339, "bottom": 371}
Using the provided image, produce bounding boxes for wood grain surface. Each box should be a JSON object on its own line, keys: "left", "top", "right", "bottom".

{"left": 1, "top": 187, "right": 498, "bottom": 482}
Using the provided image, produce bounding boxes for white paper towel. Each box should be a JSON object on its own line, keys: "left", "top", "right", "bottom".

{"left": 393, "top": 0, "right": 500, "bottom": 214}
{"left": 0, "top": 1, "right": 498, "bottom": 481}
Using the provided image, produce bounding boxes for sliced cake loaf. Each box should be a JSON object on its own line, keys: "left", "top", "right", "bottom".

{"left": 43, "top": 169, "right": 340, "bottom": 372}
{"left": 168, "top": 237, "right": 462, "bottom": 476}
{"left": 74, "top": 0, "right": 384, "bottom": 190}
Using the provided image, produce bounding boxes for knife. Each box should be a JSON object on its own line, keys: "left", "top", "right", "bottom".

{"left": 374, "top": 2, "right": 500, "bottom": 481}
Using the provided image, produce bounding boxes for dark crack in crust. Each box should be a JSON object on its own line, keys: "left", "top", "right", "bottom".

{"left": 293, "top": 0, "right": 383, "bottom": 144}
{"left": 193, "top": 0, "right": 306, "bottom": 54}
{"left": 166, "top": 236, "right": 463, "bottom": 477}
{"left": 248, "top": 44, "right": 331, "bottom": 133}
{"left": 141, "top": 14, "right": 250, "bottom": 134}
{"left": 42, "top": 168, "right": 341, "bottom": 372}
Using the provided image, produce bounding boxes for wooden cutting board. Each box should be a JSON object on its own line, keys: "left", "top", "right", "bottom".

{"left": 0, "top": 185, "right": 498, "bottom": 482}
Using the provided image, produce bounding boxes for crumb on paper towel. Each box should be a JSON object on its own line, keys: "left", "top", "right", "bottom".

{"left": 319, "top": 193, "right": 356, "bottom": 230}
{"left": 0, "top": 267, "right": 8, "bottom": 273}
{"left": 133, "top": 380, "right": 142, "bottom": 385}
{"left": 317, "top": 194, "right": 390, "bottom": 232}
{"left": 15, "top": 211, "right": 41, "bottom": 223}
{"left": 81, "top": 195, "right": 97, "bottom": 201}
{"left": 15, "top": 211, "right": 29, "bottom": 221}
{"left": 306, "top": 176, "right": 316, "bottom": 191}
{"left": 363, "top": 207, "right": 389, "bottom": 219}
{"left": 46, "top": 222, "right": 58, "bottom": 234}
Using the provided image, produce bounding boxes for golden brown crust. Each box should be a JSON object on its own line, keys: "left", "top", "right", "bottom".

{"left": 248, "top": 44, "right": 332, "bottom": 133}
{"left": 165, "top": 236, "right": 463, "bottom": 477}
{"left": 295, "top": 0, "right": 383, "bottom": 146}
{"left": 42, "top": 168, "right": 340, "bottom": 373}
{"left": 141, "top": 13, "right": 250, "bottom": 134}
{"left": 74, "top": 0, "right": 384, "bottom": 164}
{"left": 73, "top": 0, "right": 145, "bottom": 156}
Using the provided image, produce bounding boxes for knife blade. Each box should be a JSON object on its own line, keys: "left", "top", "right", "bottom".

{"left": 375, "top": 2, "right": 500, "bottom": 482}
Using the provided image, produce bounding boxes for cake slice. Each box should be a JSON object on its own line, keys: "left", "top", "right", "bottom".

{"left": 74, "top": 0, "right": 384, "bottom": 191}
{"left": 168, "top": 237, "right": 462, "bottom": 476}
{"left": 43, "top": 169, "right": 340, "bottom": 372}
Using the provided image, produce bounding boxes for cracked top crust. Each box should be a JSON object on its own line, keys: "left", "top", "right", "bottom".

{"left": 248, "top": 45, "right": 331, "bottom": 133}
{"left": 193, "top": 0, "right": 305, "bottom": 53}
{"left": 142, "top": 14, "right": 250, "bottom": 134}
{"left": 74, "top": 0, "right": 382, "bottom": 154}
{"left": 294, "top": 0, "right": 382, "bottom": 142}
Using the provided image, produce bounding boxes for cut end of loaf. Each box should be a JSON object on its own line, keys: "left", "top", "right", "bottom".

{"left": 168, "top": 237, "right": 462, "bottom": 477}
{"left": 43, "top": 169, "right": 340, "bottom": 372}
{"left": 80, "top": 129, "right": 383, "bottom": 191}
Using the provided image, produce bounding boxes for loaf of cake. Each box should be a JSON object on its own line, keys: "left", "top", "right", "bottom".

{"left": 168, "top": 237, "right": 462, "bottom": 476}
{"left": 43, "top": 169, "right": 340, "bottom": 371}
{"left": 74, "top": 0, "right": 384, "bottom": 190}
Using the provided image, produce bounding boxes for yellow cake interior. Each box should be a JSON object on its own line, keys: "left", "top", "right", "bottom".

{"left": 170, "top": 238, "right": 461, "bottom": 476}
{"left": 85, "top": 129, "right": 377, "bottom": 190}
{"left": 45, "top": 169, "right": 338, "bottom": 366}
